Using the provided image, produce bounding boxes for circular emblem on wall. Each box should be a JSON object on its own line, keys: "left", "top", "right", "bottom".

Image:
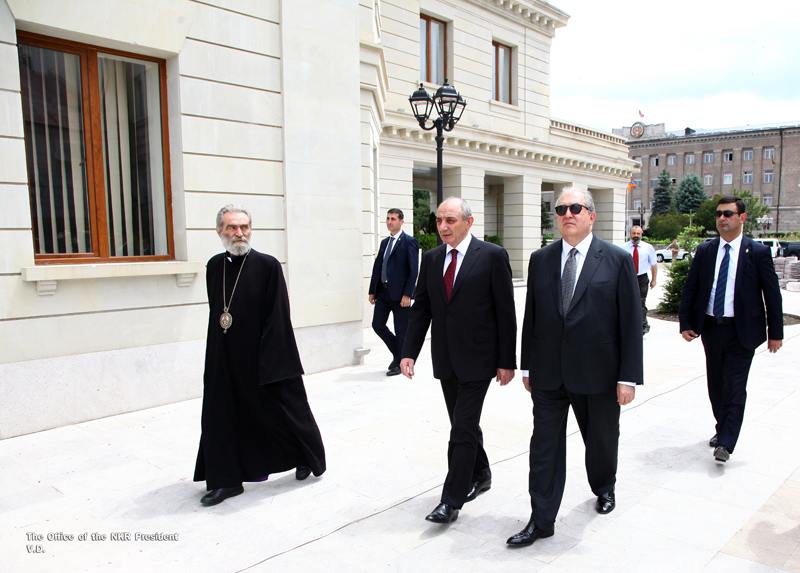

{"left": 630, "top": 122, "right": 645, "bottom": 138}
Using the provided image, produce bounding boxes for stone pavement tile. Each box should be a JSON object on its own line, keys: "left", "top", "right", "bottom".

{"left": 703, "top": 552, "right": 792, "bottom": 572}
{"left": 620, "top": 536, "right": 718, "bottom": 573}
{"left": 722, "top": 497, "right": 800, "bottom": 571}
{"left": 550, "top": 520, "right": 664, "bottom": 572}
{"left": 636, "top": 487, "right": 755, "bottom": 529}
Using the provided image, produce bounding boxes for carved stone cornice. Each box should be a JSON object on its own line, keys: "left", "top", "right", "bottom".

{"left": 381, "top": 118, "right": 636, "bottom": 180}
{"left": 469, "top": 0, "right": 569, "bottom": 36}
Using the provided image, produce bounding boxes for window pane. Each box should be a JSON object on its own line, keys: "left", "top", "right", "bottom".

{"left": 499, "top": 45, "right": 511, "bottom": 103}
{"left": 430, "top": 20, "right": 445, "bottom": 84}
{"left": 419, "top": 17, "right": 427, "bottom": 83}
{"left": 491, "top": 44, "right": 497, "bottom": 100}
{"left": 19, "top": 44, "right": 92, "bottom": 255}
{"left": 98, "top": 54, "right": 167, "bottom": 257}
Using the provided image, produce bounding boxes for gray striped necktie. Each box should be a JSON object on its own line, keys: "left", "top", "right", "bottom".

{"left": 561, "top": 248, "right": 578, "bottom": 315}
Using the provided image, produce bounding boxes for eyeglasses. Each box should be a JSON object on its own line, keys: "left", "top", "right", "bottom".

{"left": 715, "top": 210, "right": 740, "bottom": 218}
{"left": 555, "top": 203, "right": 588, "bottom": 216}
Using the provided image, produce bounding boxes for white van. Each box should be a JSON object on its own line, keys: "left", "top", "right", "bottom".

{"left": 753, "top": 238, "right": 782, "bottom": 257}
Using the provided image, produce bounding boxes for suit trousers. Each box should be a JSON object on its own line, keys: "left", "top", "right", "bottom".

{"left": 701, "top": 317, "right": 755, "bottom": 452}
{"left": 528, "top": 385, "right": 620, "bottom": 526}
{"left": 439, "top": 374, "right": 492, "bottom": 509}
{"left": 371, "top": 287, "right": 409, "bottom": 368}
{"left": 637, "top": 273, "right": 650, "bottom": 328}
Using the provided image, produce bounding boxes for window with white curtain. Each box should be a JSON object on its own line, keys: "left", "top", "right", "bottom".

{"left": 18, "top": 34, "right": 172, "bottom": 263}
{"left": 420, "top": 15, "right": 446, "bottom": 85}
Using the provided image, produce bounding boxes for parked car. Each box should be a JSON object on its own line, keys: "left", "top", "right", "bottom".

{"left": 752, "top": 238, "right": 782, "bottom": 257}
{"left": 655, "top": 248, "right": 690, "bottom": 262}
{"left": 782, "top": 241, "right": 800, "bottom": 258}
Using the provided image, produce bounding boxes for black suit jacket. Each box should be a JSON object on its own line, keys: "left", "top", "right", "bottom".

{"left": 402, "top": 236, "right": 517, "bottom": 382}
{"left": 521, "top": 236, "right": 643, "bottom": 394}
{"left": 679, "top": 235, "right": 783, "bottom": 350}
{"left": 368, "top": 231, "right": 419, "bottom": 301}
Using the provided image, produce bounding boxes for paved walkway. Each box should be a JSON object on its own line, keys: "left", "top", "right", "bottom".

{"left": 3, "top": 264, "right": 800, "bottom": 572}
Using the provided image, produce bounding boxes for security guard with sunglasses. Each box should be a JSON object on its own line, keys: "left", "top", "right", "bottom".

{"left": 679, "top": 195, "right": 783, "bottom": 463}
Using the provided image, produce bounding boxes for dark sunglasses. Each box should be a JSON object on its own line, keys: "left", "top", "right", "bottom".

{"left": 715, "top": 210, "right": 740, "bottom": 218}
{"left": 555, "top": 203, "right": 588, "bottom": 216}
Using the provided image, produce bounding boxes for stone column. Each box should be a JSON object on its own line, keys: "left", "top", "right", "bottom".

{"left": 504, "top": 175, "right": 541, "bottom": 278}
{"left": 592, "top": 186, "right": 627, "bottom": 246}
{"left": 443, "top": 166, "right": 486, "bottom": 239}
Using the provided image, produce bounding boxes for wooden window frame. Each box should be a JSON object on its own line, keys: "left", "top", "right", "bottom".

{"left": 420, "top": 14, "right": 447, "bottom": 85}
{"left": 492, "top": 41, "right": 512, "bottom": 104}
{"left": 18, "top": 31, "right": 174, "bottom": 265}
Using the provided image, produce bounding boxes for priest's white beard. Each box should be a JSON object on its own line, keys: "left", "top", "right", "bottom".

{"left": 221, "top": 234, "right": 251, "bottom": 256}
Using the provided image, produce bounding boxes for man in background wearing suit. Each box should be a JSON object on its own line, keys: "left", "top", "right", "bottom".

{"left": 369, "top": 209, "right": 419, "bottom": 376}
{"left": 400, "top": 197, "right": 517, "bottom": 524}
{"left": 679, "top": 195, "right": 783, "bottom": 463}
{"left": 508, "top": 188, "right": 642, "bottom": 547}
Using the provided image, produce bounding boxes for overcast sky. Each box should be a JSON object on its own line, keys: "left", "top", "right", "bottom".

{"left": 548, "top": 0, "right": 800, "bottom": 135}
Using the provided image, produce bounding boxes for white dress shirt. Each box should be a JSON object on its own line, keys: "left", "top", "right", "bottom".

{"left": 443, "top": 233, "right": 473, "bottom": 279}
{"left": 622, "top": 240, "right": 657, "bottom": 275}
{"left": 706, "top": 233, "right": 742, "bottom": 317}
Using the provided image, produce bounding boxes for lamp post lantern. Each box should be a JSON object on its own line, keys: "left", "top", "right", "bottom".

{"left": 409, "top": 80, "right": 466, "bottom": 244}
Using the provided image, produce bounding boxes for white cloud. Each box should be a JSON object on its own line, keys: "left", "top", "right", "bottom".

{"left": 548, "top": 0, "right": 800, "bottom": 133}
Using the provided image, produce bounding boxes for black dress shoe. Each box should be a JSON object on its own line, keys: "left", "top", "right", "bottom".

{"left": 709, "top": 434, "right": 718, "bottom": 448}
{"left": 714, "top": 445, "right": 730, "bottom": 462}
{"left": 425, "top": 503, "right": 459, "bottom": 523}
{"left": 465, "top": 478, "right": 492, "bottom": 503}
{"left": 296, "top": 466, "right": 312, "bottom": 480}
{"left": 506, "top": 516, "right": 554, "bottom": 546}
{"left": 596, "top": 491, "right": 615, "bottom": 514}
{"left": 200, "top": 485, "right": 244, "bottom": 506}
{"left": 386, "top": 366, "right": 401, "bottom": 376}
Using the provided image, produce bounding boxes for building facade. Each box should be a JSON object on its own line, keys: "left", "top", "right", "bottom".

{"left": 0, "top": 0, "right": 635, "bottom": 438}
{"left": 615, "top": 122, "right": 800, "bottom": 233}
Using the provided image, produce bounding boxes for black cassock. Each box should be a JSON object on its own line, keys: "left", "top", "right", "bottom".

{"left": 194, "top": 249, "right": 326, "bottom": 490}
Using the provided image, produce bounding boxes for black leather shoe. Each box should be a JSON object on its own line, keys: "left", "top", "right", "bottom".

{"left": 714, "top": 445, "right": 730, "bottom": 462}
{"left": 506, "top": 516, "right": 554, "bottom": 546}
{"left": 386, "top": 366, "right": 401, "bottom": 376}
{"left": 296, "top": 466, "right": 312, "bottom": 480}
{"left": 425, "top": 503, "right": 459, "bottom": 523}
{"left": 200, "top": 485, "right": 244, "bottom": 506}
{"left": 465, "top": 478, "right": 492, "bottom": 502}
{"left": 596, "top": 491, "right": 615, "bottom": 514}
{"left": 709, "top": 434, "right": 718, "bottom": 448}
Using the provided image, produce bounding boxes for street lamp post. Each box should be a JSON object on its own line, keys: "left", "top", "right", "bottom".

{"left": 408, "top": 80, "right": 466, "bottom": 244}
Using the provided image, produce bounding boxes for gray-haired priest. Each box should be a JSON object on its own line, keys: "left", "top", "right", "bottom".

{"left": 194, "top": 205, "right": 326, "bottom": 506}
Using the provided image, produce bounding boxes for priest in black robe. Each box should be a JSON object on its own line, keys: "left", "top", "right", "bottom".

{"left": 194, "top": 204, "right": 326, "bottom": 506}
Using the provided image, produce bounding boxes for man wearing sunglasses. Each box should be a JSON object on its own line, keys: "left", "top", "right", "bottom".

{"left": 679, "top": 196, "right": 783, "bottom": 463}
{"left": 508, "top": 188, "right": 642, "bottom": 546}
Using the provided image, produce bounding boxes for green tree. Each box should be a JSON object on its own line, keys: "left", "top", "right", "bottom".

{"left": 651, "top": 168, "right": 674, "bottom": 216}
{"left": 418, "top": 232, "right": 438, "bottom": 252}
{"left": 413, "top": 189, "right": 433, "bottom": 234}
{"left": 734, "top": 189, "right": 770, "bottom": 236}
{"left": 695, "top": 195, "right": 724, "bottom": 235}
{"left": 541, "top": 200, "right": 553, "bottom": 231}
{"left": 658, "top": 258, "right": 691, "bottom": 313}
{"left": 646, "top": 213, "right": 690, "bottom": 241}
{"left": 675, "top": 174, "right": 707, "bottom": 214}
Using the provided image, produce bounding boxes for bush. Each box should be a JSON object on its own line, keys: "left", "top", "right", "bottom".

{"left": 646, "top": 214, "right": 690, "bottom": 241}
{"left": 657, "top": 257, "right": 691, "bottom": 313}
{"left": 418, "top": 232, "right": 438, "bottom": 253}
{"left": 484, "top": 235, "right": 503, "bottom": 247}
{"left": 542, "top": 233, "right": 554, "bottom": 247}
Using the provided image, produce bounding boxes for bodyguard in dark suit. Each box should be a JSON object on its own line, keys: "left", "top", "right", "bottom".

{"left": 400, "top": 197, "right": 517, "bottom": 524}
{"left": 369, "top": 209, "right": 419, "bottom": 376}
{"left": 508, "top": 188, "right": 643, "bottom": 547}
{"left": 679, "top": 195, "right": 783, "bottom": 463}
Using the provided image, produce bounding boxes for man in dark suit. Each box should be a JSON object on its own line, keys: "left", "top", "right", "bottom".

{"left": 679, "top": 195, "right": 783, "bottom": 463}
{"left": 369, "top": 209, "right": 419, "bottom": 376}
{"left": 508, "top": 188, "right": 643, "bottom": 547}
{"left": 400, "top": 197, "right": 517, "bottom": 524}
